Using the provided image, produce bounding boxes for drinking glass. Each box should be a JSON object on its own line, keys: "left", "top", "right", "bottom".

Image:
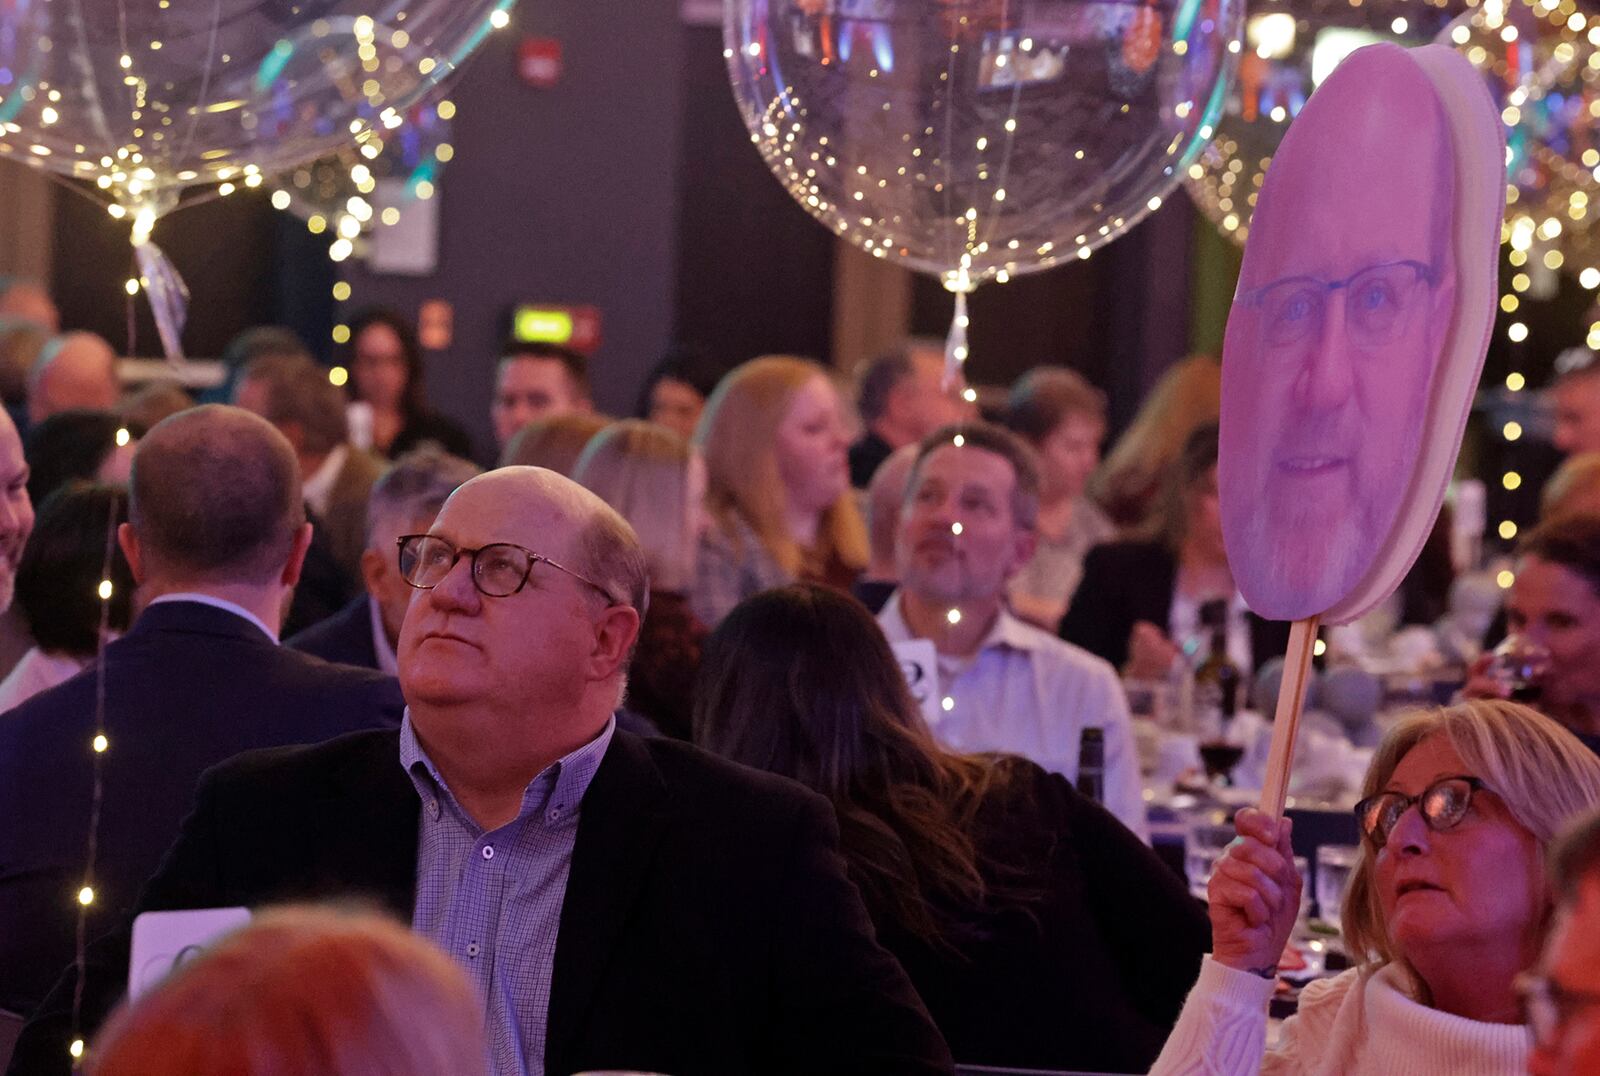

{"left": 1184, "top": 821, "right": 1237, "bottom": 900}
{"left": 1315, "top": 844, "right": 1362, "bottom": 931}
{"left": 1486, "top": 634, "right": 1552, "bottom": 703}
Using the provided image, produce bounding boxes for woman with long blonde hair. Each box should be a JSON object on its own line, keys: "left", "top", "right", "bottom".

{"left": 690, "top": 355, "right": 867, "bottom": 626}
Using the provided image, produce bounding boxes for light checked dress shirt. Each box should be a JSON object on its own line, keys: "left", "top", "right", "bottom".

{"left": 401, "top": 710, "right": 615, "bottom": 1076}
{"left": 879, "top": 591, "right": 1149, "bottom": 841}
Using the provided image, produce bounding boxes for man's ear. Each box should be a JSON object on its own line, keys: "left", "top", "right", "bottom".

{"left": 359, "top": 547, "right": 387, "bottom": 599}
{"left": 117, "top": 522, "right": 144, "bottom": 584}
{"left": 588, "top": 603, "right": 641, "bottom": 683}
{"left": 280, "top": 522, "right": 315, "bottom": 588}
{"left": 1005, "top": 525, "right": 1039, "bottom": 584}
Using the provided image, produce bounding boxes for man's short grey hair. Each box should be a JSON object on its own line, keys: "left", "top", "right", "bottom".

{"left": 567, "top": 487, "right": 651, "bottom": 710}
{"left": 910, "top": 421, "right": 1042, "bottom": 531}
{"left": 366, "top": 447, "right": 482, "bottom": 548}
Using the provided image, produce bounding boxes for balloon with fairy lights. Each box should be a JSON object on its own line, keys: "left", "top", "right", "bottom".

{"left": 1444, "top": 0, "right": 1600, "bottom": 341}
{"left": 724, "top": 0, "right": 1245, "bottom": 380}
{"left": 270, "top": 96, "right": 457, "bottom": 265}
{"left": 0, "top": 0, "right": 514, "bottom": 358}
{"left": 1186, "top": 0, "right": 1463, "bottom": 245}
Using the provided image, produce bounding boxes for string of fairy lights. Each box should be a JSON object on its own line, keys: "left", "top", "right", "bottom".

{"left": 46, "top": 5, "right": 515, "bottom": 1064}
{"left": 67, "top": 428, "right": 131, "bottom": 1064}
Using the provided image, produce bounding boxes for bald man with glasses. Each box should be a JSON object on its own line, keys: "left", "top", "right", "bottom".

{"left": 13, "top": 466, "right": 952, "bottom": 1076}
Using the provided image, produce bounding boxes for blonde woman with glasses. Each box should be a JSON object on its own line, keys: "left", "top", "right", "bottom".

{"left": 1150, "top": 699, "right": 1600, "bottom": 1075}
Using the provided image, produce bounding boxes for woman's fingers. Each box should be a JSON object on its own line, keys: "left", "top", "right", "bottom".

{"left": 1209, "top": 875, "right": 1272, "bottom": 926}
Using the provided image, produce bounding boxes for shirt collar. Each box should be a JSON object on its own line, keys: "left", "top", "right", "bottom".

{"left": 147, "top": 593, "right": 279, "bottom": 644}
{"left": 302, "top": 444, "right": 349, "bottom": 519}
{"left": 367, "top": 596, "right": 399, "bottom": 676}
{"left": 878, "top": 589, "right": 1047, "bottom": 655}
{"left": 398, "top": 708, "right": 616, "bottom": 833}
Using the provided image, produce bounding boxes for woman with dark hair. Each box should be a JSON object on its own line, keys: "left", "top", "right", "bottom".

{"left": 1061, "top": 423, "right": 1291, "bottom": 677}
{"left": 0, "top": 483, "right": 134, "bottom": 712}
{"left": 24, "top": 410, "right": 140, "bottom": 505}
{"left": 634, "top": 345, "right": 723, "bottom": 441}
{"left": 1465, "top": 513, "right": 1600, "bottom": 749}
{"left": 345, "top": 309, "right": 472, "bottom": 460}
{"left": 693, "top": 583, "right": 1210, "bottom": 1073}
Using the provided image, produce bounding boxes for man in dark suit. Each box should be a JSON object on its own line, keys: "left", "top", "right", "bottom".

{"left": 13, "top": 466, "right": 950, "bottom": 1076}
{"left": 289, "top": 446, "right": 480, "bottom": 672}
{"left": 0, "top": 406, "right": 404, "bottom": 1020}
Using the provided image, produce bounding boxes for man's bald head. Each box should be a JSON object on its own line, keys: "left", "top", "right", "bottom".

{"left": 30, "top": 331, "right": 119, "bottom": 424}
{"left": 129, "top": 405, "right": 307, "bottom": 584}
{"left": 444, "top": 467, "right": 649, "bottom": 621}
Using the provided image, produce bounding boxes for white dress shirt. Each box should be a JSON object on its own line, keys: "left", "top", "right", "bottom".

{"left": 879, "top": 591, "right": 1148, "bottom": 840}
{"left": 148, "top": 593, "right": 280, "bottom": 644}
{"left": 367, "top": 595, "right": 399, "bottom": 676}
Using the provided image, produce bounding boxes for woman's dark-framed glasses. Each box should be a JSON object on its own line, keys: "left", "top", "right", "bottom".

{"left": 1517, "top": 972, "right": 1600, "bottom": 1050}
{"left": 397, "top": 534, "right": 618, "bottom": 603}
{"left": 1354, "top": 775, "right": 1488, "bottom": 850}
{"left": 1238, "top": 260, "right": 1434, "bottom": 350}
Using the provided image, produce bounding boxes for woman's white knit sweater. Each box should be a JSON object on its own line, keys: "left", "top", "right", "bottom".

{"left": 1148, "top": 956, "right": 1530, "bottom": 1075}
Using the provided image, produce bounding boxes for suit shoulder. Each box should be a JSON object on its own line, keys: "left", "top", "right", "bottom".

{"left": 204, "top": 727, "right": 402, "bottom": 794}
{"left": 268, "top": 645, "right": 400, "bottom": 697}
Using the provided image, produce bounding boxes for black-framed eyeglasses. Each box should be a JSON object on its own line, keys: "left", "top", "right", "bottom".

{"left": 1354, "top": 775, "right": 1489, "bottom": 850}
{"left": 1518, "top": 972, "right": 1600, "bottom": 1050}
{"left": 1237, "top": 259, "right": 1435, "bottom": 350}
{"left": 397, "top": 534, "right": 619, "bottom": 604}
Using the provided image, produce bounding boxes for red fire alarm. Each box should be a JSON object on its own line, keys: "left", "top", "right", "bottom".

{"left": 519, "top": 37, "right": 563, "bottom": 88}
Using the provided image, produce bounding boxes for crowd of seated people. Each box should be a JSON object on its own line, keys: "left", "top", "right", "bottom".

{"left": 7, "top": 275, "right": 1600, "bottom": 1076}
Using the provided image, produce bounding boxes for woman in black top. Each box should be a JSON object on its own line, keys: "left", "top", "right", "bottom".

{"left": 1062, "top": 423, "right": 1292, "bottom": 676}
{"left": 693, "top": 583, "right": 1210, "bottom": 1073}
{"left": 345, "top": 309, "right": 472, "bottom": 460}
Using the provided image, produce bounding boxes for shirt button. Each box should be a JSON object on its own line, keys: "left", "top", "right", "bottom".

{"left": 467, "top": 942, "right": 480, "bottom": 958}
{"left": 481, "top": 845, "right": 494, "bottom": 860}
{"left": 427, "top": 799, "right": 439, "bottom": 818}
{"left": 546, "top": 809, "right": 561, "bottom": 822}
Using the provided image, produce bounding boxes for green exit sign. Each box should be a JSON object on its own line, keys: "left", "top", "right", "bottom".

{"left": 510, "top": 304, "right": 601, "bottom": 353}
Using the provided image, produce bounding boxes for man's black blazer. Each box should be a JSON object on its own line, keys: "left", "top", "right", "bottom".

{"left": 286, "top": 594, "right": 380, "bottom": 670}
{"left": 0, "top": 600, "right": 404, "bottom": 1018}
{"left": 1059, "top": 540, "right": 1292, "bottom": 674}
{"left": 13, "top": 728, "right": 953, "bottom": 1076}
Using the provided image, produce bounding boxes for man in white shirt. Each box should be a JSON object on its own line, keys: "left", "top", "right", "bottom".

{"left": 878, "top": 421, "right": 1147, "bottom": 838}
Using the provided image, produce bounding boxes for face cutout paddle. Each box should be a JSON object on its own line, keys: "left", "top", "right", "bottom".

{"left": 1217, "top": 43, "right": 1504, "bottom": 812}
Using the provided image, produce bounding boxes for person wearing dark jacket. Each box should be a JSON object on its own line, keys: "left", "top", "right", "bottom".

{"left": 12, "top": 466, "right": 950, "bottom": 1076}
{"left": 0, "top": 407, "right": 403, "bottom": 1020}
{"left": 1061, "top": 424, "right": 1291, "bottom": 677}
{"left": 694, "top": 583, "right": 1211, "bottom": 1073}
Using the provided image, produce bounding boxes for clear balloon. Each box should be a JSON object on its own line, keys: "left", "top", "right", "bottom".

{"left": 0, "top": 0, "right": 506, "bottom": 356}
{"left": 1445, "top": 0, "right": 1600, "bottom": 317}
{"left": 723, "top": 0, "right": 1245, "bottom": 294}
{"left": 0, "top": 0, "right": 505, "bottom": 213}
{"left": 1186, "top": 0, "right": 1461, "bottom": 246}
{"left": 271, "top": 94, "right": 455, "bottom": 264}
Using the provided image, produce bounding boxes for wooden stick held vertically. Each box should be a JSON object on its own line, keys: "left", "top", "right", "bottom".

{"left": 1258, "top": 616, "right": 1321, "bottom": 819}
